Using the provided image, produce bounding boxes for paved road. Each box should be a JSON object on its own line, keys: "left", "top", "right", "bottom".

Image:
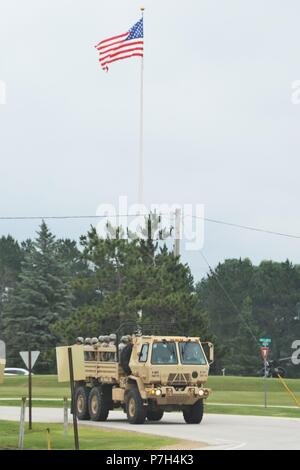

{"left": 1, "top": 406, "right": 299, "bottom": 450}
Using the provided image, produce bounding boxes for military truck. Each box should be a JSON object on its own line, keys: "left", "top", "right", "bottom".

{"left": 56, "top": 333, "right": 213, "bottom": 425}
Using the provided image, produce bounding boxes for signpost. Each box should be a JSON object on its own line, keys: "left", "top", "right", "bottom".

{"left": 19, "top": 350, "right": 40, "bottom": 430}
{"left": 68, "top": 347, "right": 79, "bottom": 450}
{"left": 260, "top": 347, "right": 269, "bottom": 362}
{"left": 259, "top": 339, "right": 271, "bottom": 408}
{"left": 56, "top": 345, "right": 85, "bottom": 450}
{"left": 0, "top": 341, "right": 6, "bottom": 384}
{"left": 259, "top": 338, "right": 271, "bottom": 347}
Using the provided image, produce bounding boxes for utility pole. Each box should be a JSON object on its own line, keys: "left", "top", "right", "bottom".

{"left": 173, "top": 208, "right": 181, "bottom": 257}
{"left": 28, "top": 350, "right": 32, "bottom": 430}
{"left": 68, "top": 347, "right": 79, "bottom": 450}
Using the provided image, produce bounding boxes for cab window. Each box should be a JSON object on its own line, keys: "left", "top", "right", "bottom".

{"left": 179, "top": 342, "right": 207, "bottom": 365}
{"left": 151, "top": 342, "right": 178, "bottom": 365}
{"left": 139, "top": 344, "right": 149, "bottom": 362}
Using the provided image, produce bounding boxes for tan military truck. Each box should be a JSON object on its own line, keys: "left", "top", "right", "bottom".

{"left": 56, "top": 334, "right": 213, "bottom": 425}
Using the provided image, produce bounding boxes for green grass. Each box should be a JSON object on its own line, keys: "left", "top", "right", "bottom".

{"left": 205, "top": 404, "right": 300, "bottom": 418}
{"left": 207, "top": 375, "right": 300, "bottom": 393}
{"left": 0, "top": 375, "right": 69, "bottom": 399}
{"left": 0, "top": 420, "right": 177, "bottom": 450}
{"left": 0, "top": 399, "right": 69, "bottom": 408}
{"left": 204, "top": 375, "right": 300, "bottom": 418}
{"left": 206, "top": 376, "right": 300, "bottom": 406}
{"left": 1, "top": 374, "right": 300, "bottom": 418}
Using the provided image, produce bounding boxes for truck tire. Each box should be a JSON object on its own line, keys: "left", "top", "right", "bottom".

{"left": 75, "top": 385, "right": 90, "bottom": 420}
{"left": 183, "top": 399, "right": 204, "bottom": 424}
{"left": 88, "top": 386, "right": 109, "bottom": 421}
{"left": 146, "top": 409, "right": 164, "bottom": 422}
{"left": 126, "top": 388, "right": 146, "bottom": 424}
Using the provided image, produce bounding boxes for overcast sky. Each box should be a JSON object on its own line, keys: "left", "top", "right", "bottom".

{"left": 0, "top": 0, "right": 300, "bottom": 280}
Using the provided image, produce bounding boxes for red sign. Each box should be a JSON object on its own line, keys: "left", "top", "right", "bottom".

{"left": 260, "top": 347, "right": 269, "bottom": 361}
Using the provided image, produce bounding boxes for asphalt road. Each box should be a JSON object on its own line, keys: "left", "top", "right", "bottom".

{"left": 1, "top": 406, "right": 299, "bottom": 450}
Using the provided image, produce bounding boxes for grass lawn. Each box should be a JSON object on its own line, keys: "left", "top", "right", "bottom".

{"left": 206, "top": 376, "right": 300, "bottom": 406}
{"left": 0, "top": 375, "right": 300, "bottom": 418}
{"left": 0, "top": 375, "right": 69, "bottom": 399}
{"left": 0, "top": 420, "right": 178, "bottom": 450}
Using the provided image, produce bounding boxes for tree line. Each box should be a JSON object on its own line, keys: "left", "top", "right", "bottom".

{"left": 0, "top": 220, "right": 299, "bottom": 377}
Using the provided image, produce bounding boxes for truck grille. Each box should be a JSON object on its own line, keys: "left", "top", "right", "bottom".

{"left": 167, "top": 373, "right": 191, "bottom": 384}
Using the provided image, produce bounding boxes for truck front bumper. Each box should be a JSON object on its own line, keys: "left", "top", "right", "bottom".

{"left": 145, "top": 386, "right": 210, "bottom": 406}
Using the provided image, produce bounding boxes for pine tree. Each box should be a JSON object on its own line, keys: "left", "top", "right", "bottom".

{"left": 0, "top": 235, "right": 23, "bottom": 332}
{"left": 52, "top": 220, "right": 212, "bottom": 344}
{"left": 3, "top": 222, "right": 74, "bottom": 372}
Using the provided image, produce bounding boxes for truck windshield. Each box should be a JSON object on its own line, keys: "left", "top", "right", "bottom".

{"left": 151, "top": 342, "right": 178, "bottom": 364}
{"left": 179, "top": 342, "right": 207, "bottom": 365}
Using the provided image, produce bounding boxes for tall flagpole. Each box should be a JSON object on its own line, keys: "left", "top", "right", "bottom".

{"left": 138, "top": 7, "right": 145, "bottom": 205}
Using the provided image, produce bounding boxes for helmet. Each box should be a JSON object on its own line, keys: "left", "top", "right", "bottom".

{"left": 98, "top": 335, "right": 104, "bottom": 342}
{"left": 76, "top": 337, "right": 84, "bottom": 344}
{"left": 103, "top": 335, "right": 110, "bottom": 343}
{"left": 121, "top": 335, "right": 129, "bottom": 344}
{"left": 84, "top": 337, "right": 92, "bottom": 345}
{"left": 91, "top": 337, "right": 98, "bottom": 345}
{"left": 109, "top": 333, "right": 117, "bottom": 342}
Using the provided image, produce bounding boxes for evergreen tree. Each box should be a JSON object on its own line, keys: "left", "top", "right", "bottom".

{"left": 52, "top": 221, "right": 211, "bottom": 344}
{"left": 0, "top": 235, "right": 23, "bottom": 331}
{"left": 3, "top": 222, "right": 74, "bottom": 372}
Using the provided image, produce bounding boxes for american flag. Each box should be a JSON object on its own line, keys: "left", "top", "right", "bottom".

{"left": 95, "top": 18, "right": 144, "bottom": 72}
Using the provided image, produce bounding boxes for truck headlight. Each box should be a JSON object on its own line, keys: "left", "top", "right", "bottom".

{"left": 198, "top": 389, "right": 204, "bottom": 397}
{"left": 155, "top": 389, "right": 162, "bottom": 396}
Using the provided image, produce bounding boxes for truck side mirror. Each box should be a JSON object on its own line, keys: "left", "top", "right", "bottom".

{"left": 202, "top": 341, "right": 214, "bottom": 365}
{"left": 207, "top": 342, "right": 214, "bottom": 364}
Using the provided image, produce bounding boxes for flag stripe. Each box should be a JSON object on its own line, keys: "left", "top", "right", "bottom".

{"left": 98, "top": 40, "right": 143, "bottom": 55}
{"left": 95, "top": 32, "right": 128, "bottom": 48}
{"left": 100, "top": 47, "right": 144, "bottom": 64}
{"left": 100, "top": 53, "right": 143, "bottom": 69}
{"left": 96, "top": 38, "right": 128, "bottom": 51}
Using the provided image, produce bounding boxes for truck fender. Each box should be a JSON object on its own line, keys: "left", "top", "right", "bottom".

{"left": 127, "top": 375, "right": 147, "bottom": 400}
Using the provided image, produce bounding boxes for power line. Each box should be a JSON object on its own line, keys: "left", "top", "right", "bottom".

{"left": 0, "top": 212, "right": 299, "bottom": 241}
{"left": 189, "top": 215, "right": 300, "bottom": 240}
{"left": 0, "top": 213, "right": 150, "bottom": 220}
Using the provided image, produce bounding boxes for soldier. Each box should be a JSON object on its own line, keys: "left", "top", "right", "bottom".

{"left": 84, "top": 337, "right": 92, "bottom": 360}
{"left": 109, "top": 333, "right": 117, "bottom": 347}
{"left": 102, "top": 335, "right": 110, "bottom": 361}
{"left": 120, "top": 336, "right": 133, "bottom": 375}
{"left": 90, "top": 337, "right": 99, "bottom": 360}
{"left": 118, "top": 335, "right": 129, "bottom": 355}
{"left": 75, "top": 337, "right": 84, "bottom": 345}
{"left": 98, "top": 335, "right": 105, "bottom": 345}
{"left": 108, "top": 333, "right": 117, "bottom": 361}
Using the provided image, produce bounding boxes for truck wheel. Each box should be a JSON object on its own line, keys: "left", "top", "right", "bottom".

{"left": 183, "top": 399, "right": 204, "bottom": 424}
{"left": 88, "top": 386, "right": 109, "bottom": 421}
{"left": 146, "top": 409, "right": 164, "bottom": 421}
{"left": 75, "top": 385, "right": 90, "bottom": 420}
{"left": 126, "top": 388, "right": 146, "bottom": 424}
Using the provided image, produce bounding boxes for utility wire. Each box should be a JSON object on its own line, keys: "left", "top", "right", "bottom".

{"left": 1, "top": 212, "right": 300, "bottom": 241}
{"left": 189, "top": 215, "right": 300, "bottom": 240}
{"left": 0, "top": 213, "right": 151, "bottom": 220}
